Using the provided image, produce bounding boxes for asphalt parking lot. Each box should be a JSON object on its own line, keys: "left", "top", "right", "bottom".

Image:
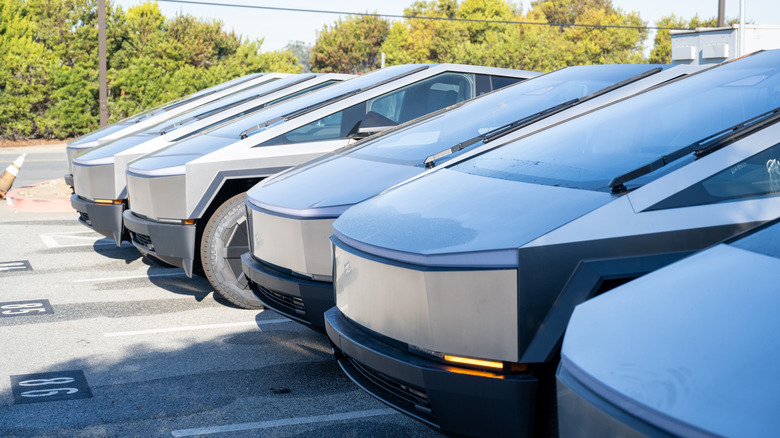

{"left": 0, "top": 146, "right": 439, "bottom": 437}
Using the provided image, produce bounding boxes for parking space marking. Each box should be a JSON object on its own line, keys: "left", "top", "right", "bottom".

{"left": 0, "top": 260, "right": 32, "bottom": 273}
{"left": 74, "top": 272, "right": 186, "bottom": 283}
{"left": 40, "top": 231, "right": 131, "bottom": 248}
{"left": 171, "top": 408, "right": 398, "bottom": 436}
{"left": 0, "top": 300, "right": 53, "bottom": 317}
{"left": 103, "top": 319, "right": 291, "bottom": 337}
{"left": 10, "top": 370, "right": 92, "bottom": 404}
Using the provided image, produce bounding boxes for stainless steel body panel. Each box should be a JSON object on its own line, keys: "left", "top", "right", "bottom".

{"left": 241, "top": 65, "right": 701, "bottom": 330}
{"left": 72, "top": 161, "right": 122, "bottom": 200}
{"left": 334, "top": 243, "right": 519, "bottom": 362}
{"left": 125, "top": 172, "right": 187, "bottom": 220}
{"left": 249, "top": 209, "right": 335, "bottom": 280}
{"left": 128, "top": 64, "right": 538, "bottom": 221}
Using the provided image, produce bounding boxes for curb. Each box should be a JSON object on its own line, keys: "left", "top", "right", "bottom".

{"left": 5, "top": 178, "right": 76, "bottom": 213}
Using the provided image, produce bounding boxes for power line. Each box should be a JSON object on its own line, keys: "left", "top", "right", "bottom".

{"left": 156, "top": 0, "right": 692, "bottom": 31}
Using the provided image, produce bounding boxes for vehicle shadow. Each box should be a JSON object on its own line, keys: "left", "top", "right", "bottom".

{"left": 0, "top": 312, "right": 437, "bottom": 437}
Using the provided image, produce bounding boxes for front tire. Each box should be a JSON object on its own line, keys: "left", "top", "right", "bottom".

{"left": 200, "top": 192, "right": 263, "bottom": 309}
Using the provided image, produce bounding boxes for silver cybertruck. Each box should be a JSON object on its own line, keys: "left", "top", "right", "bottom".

{"left": 71, "top": 74, "right": 350, "bottom": 245}
{"left": 241, "top": 63, "right": 701, "bottom": 331}
{"left": 323, "top": 49, "right": 780, "bottom": 437}
{"left": 65, "top": 72, "right": 290, "bottom": 187}
{"left": 122, "top": 64, "right": 538, "bottom": 308}
{"left": 557, "top": 217, "right": 780, "bottom": 437}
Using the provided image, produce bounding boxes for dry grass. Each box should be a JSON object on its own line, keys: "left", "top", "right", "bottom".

{"left": 0, "top": 139, "right": 72, "bottom": 148}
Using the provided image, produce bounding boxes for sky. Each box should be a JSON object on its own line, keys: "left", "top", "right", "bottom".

{"left": 112, "top": 0, "right": 780, "bottom": 54}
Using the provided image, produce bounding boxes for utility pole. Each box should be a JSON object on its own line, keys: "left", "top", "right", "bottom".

{"left": 98, "top": 0, "right": 108, "bottom": 127}
{"left": 718, "top": 0, "right": 726, "bottom": 27}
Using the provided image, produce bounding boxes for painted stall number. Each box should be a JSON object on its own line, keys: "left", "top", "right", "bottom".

{"left": 0, "top": 300, "right": 53, "bottom": 317}
{"left": 0, "top": 260, "right": 32, "bottom": 273}
{"left": 10, "top": 370, "right": 92, "bottom": 404}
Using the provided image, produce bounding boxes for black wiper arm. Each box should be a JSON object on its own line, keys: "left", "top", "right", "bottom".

{"left": 162, "top": 77, "right": 321, "bottom": 135}
{"left": 239, "top": 116, "right": 286, "bottom": 139}
{"left": 482, "top": 67, "right": 663, "bottom": 144}
{"left": 424, "top": 136, "right": 484, "bottom": 168}
{"left": 423, "top": 67, "right": 666, "bottom": 168}
{"left": 609, "top": 106, "right": 780, "bottom": 193}
{"left": 159, "top": 95, "right": 264, "bottom": 135}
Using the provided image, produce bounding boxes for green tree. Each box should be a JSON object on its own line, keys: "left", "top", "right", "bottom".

{"left": 0, "top": 0, "right": 54, "bottom": 139}
{"left": 381, "top": 0, "right": 467, "bottom": 65}
{"left": 285, "top": 40, "right": 313, "bottom": 73}
{"left": 0, "top": 0, "right": 301, "bottom": 140}
{"left": 310, "top": 14, "right": 390, "bottom": 73}
{"left": 376, "top": 0, "right": 646, "bottom": 71}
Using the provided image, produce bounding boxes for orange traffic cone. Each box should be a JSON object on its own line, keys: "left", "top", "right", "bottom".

{"left": 0, "top": 153, "right": 26, "bottom": 199}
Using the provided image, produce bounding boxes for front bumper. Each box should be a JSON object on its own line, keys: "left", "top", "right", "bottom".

{"left": 64, "top": 174, "right": 74, "bottom": 190}
{"left": 123, "top": 210, "right": 197, "bottom": 276}
{"left": 241, "top": 253, "right": 334, "bottom": 332}
{"left": 325, "top": 307, "right": 538, "bottom": 437}
{"left": 71, "top": 194, "right": 126, "bottom": 245}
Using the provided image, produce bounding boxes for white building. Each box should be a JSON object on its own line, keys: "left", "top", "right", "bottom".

{"left": 671, "top": 25, "right": 780, "bottom": 65}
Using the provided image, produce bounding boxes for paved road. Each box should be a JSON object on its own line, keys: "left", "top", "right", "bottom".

{"left": 0, "top": 146, "right": 440, "bottom": 437}
{"left": 1, "top": 145, "right": 69, "bottom": 189}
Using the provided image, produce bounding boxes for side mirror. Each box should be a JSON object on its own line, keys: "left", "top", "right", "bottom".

{"left": 349, "top": 111, "right": 398, "bottom": 139}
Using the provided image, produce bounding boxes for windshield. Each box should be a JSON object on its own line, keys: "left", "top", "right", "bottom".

{"left": 69, "top": 73, "right": 265, "bottom": 146}
{"left": 453, "top": 50, "right": 780, "bottom": 191}
{"left": 203, "top": 64, "right": 428, "bottom": 139}
{"left": 132, "top": 73, "right": 266, "bottom": 122}
{"left": 345, "top": 64, "right": 662, "bottom": 166}
{"left": 73, "top": 76, "right": 320, "bottom": 162}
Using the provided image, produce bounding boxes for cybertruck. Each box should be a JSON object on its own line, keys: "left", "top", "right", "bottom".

{"left": 323, "top": 49, "right": 780, "bottom": 437}
{"left": 241, "top": 64, "right": 702, "bottom": 331}
{"left": 557, "top": 217, "right": 780, "bottom": 437}
{"left": 122, "top": 64, "right": 537, "bottom": 308}
{"left": 71, "top": 73, "right": 350, "bottom": 245}
{"left": 65, "top": 72, "right": 290, "bottom": 186}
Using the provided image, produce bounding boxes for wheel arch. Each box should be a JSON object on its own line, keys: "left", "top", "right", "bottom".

{"left": 190, "top": 172, "right": 274, "bottom": 275}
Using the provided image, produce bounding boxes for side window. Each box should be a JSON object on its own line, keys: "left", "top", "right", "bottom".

{"left": 649, "top": 142, "right": 780, "bottom": 210}
{"left": 490, "top": 75, "right": 525, "bottom": 91}
{"left": 388, "top": 73, "right": 476, "bottom": 124}
{"left": 257, "top": 72, "right": 475, "bottom": 147}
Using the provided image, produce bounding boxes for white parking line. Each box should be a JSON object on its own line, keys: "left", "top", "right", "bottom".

{"left": 40, "top": 231, "right": 130, "bottom": 248}
{"left": 170, "top": 408, "right": 398, "bottom": 436}
{"left": 104, "top": 319, "right": 291, "bottom": 337}
{"left": 74, "top": 272, "right": 186, "bottom": 283}
{"left": 0, "top": 261, "right": 29, "bottom": 272}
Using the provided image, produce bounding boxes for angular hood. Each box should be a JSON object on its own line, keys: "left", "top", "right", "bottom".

{"left": 333, "top": 168, "right": 612, "bottom": 267}
{"left": 74, "top": 132, "right": 157, "bottom": 165}
{"left": 68, "top": 122, "right": 133, "bottom": 148}
{"left": 248, "top": 155, "right": 421, "bottom": 217}
{"left": 127, "top": 134, "right": 237, "bottom": 176}
{"left": 250, "top": 63, "right": 667, "bottom": 219}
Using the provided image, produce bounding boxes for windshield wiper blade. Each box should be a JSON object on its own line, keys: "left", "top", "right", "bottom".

{"left": 423, "top": 67, "right": 665, "bottom": 168}
{"left": 239, "top": 116, "right": 286, "bottom": 139}
{"left": 609, "top": 106, "right": 780, "bottom": 193}
{"left": 482, "top": 67, "right": 663, "bottom": 144}
{"left": 159, "top": 94, "right": 266, "bottom": 135}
